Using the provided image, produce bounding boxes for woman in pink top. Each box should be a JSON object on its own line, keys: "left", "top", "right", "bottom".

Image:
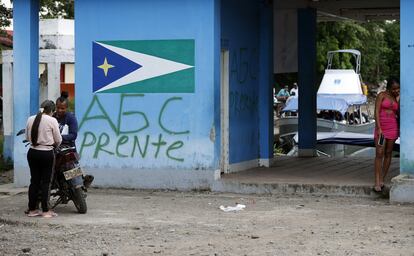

{"left": 373, "top": 78, "right": 400, "bottom": 193}
{"left": 25, "top": 100, "right": 62, "bottom": 218}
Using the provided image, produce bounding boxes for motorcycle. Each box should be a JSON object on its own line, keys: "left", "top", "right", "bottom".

{"left": 17, "top": 129, "right": 94, "bottom": 214}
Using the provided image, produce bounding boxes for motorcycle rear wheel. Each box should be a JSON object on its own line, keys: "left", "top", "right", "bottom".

{"left": 72, "top": 187, "right": 87, "bottom": 214}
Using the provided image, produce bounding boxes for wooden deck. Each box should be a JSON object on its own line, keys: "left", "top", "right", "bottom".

{"left": 222, "top": 156, "right": 400, "bottom": 187}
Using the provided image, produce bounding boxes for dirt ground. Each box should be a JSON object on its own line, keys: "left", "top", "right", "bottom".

{"left": 0, "top": 169, "right": 13, "bottom": 185}
{"left": 0, "top": 188, "right": 413, "bottom": 256}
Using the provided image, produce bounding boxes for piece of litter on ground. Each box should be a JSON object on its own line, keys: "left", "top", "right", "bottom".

{"left": 219, "top": 204, "right": 246, "bottom": 212}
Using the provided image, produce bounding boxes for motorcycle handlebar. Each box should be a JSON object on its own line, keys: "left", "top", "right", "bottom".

{"left": 16, "top": 129, "right": 25, "bottom": 136}
{"left": 56, "top": 146, "right": 76, "bottom": 153}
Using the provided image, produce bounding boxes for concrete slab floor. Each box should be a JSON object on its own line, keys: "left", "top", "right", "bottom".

{"left": 217, "top": 156, "right": 400, "bottom": 196}
{"left": 223, "top": 156, "right": 399, "bottom": 186}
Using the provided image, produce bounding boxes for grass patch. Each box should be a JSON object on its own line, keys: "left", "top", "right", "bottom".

{"left": 0, "top": 134, "right": 13, "bottom": 172}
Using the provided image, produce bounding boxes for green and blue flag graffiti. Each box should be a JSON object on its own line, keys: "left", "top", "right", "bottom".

{"left": 93, "top": 40, "right": 195, "bottom": 93}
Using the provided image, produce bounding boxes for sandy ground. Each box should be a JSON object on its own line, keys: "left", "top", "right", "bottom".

{"left": 0, "top": 188, "right": 413, "bottom": 256}
{"left": 0, "top": 169, "right": 13, "bottom": 185}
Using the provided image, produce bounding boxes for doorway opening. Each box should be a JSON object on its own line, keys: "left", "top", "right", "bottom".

{"left": 220, "top": 49, "right": 230, "bottom": 174}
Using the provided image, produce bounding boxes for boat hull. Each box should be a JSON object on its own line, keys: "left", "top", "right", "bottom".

{"left": 275, "top": 117, "right": 376, "bottom": 157}
{"left": 276, "top": 117, "right": 375, "bottom": 136}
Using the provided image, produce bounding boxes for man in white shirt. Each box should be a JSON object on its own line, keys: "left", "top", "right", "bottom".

{"left": 290, "top": 82, "right": 298, "bottom": 97}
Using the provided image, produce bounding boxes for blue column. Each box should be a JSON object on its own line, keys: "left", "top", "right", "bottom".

{"left": 13, "top": 0, "right": 39, "bottom": 186}
{"left": 400, "top": 0, "right": 414, "bottom": 175}
{"left": 213, "top": 0, "right": 221, "bottom": 169}
{"left": 258, "top": 1, "right": 273, "bottom": 165}
{"left": 297, "top": 8, "right": 317, "bottom": 157}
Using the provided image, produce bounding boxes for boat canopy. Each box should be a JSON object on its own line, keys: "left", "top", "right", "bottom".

{"left": 318, "top": 69, "right": 364, "bottom": 98}
{"left": 282, "top": 67, "right": 367, "bottom": 114}
{"left": 282, "top": 96, "right": 350, "bottom": 115}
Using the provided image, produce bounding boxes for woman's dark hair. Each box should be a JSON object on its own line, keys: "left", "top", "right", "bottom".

{"left": 386, "top": 77, "right": 400, "bottom": 90}
{"left": 56, "top": 91, "right": 69, "bottom": 106}
{"left": 31, "top": 100, "right": 56, "bottom": 146}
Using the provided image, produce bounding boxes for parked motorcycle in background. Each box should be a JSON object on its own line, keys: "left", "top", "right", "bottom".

{"left": 17, "top": 129, "right": 94, "bottom": 213}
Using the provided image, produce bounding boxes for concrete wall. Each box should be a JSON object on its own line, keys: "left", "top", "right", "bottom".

{"left": 75, "top": 0, "right": 219, "bottom": 189}
{"left": 221, "top": 0, "right": 260, "bottom": 167}
{"left": 400, "top": 0, "right": 414, "bottom": 176}
{"left": 39, "top": 19, "right": 74, "bottom": 50}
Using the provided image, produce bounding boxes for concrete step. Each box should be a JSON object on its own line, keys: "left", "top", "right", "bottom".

{"left": 0, "top": 183, "right": 27, "bottom": 196}
{"left": 213, "top": 180, "right": 389, "bottom": 198}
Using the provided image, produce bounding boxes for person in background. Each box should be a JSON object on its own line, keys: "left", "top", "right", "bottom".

{"left": 53, "top": 91, "right": 78, "bottom": 147}
{"left": 26, "top": 100, "right": 62, "bottom": 218}
{"left": 276, "top": 85, "right": 290, "bottom": 102}
{"left": 373, "top": 77, "right": 400, "bottom": 193}
{"left": 290, "top": 82, "right": 298, "bottom": 97}
{"left": 275, "top": 85, "right": 290, "bottom": 117}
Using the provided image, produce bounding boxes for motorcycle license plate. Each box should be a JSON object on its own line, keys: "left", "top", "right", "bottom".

{"left": 63, "top": 167, "right": 83, "bottom": 180}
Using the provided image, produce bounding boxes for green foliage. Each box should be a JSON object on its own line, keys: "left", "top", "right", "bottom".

{"left": 317, "top": 22, "right": 366, "bottom": 72}
{"left": 0, "top": 157, "right": 13, "bottom": 172}
{"left": 317, "top": 20, "right": 400, "bottom": 85}
{"left": 0, "top": 2, "right": 12, "bottom": 50}
{"left": 0, "top": 135, "right": 13, "bottom": 172}
{"left": 0, "top": 3, "right": 11, "bottom": 30}
{"left": 359, "top": 22, "right": 391, "bottom": 83}
{"left": 39, "top": 0, "right": 74, "bottom": 19}
{"left": 383, "top": 21, "right": 400, "bottom": 78}
{"left": 273, "top": 143, "right": 285, "bottom": 155}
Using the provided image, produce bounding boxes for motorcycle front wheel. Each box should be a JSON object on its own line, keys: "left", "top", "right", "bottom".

{"left": 72, "top": 187, "right": 87, "bottom": 214}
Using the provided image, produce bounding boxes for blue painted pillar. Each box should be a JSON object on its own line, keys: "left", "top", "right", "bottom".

{"left": 390, "top": 0, "right": 414, "bottom": 203}
{"left": 258, "top": 1, "right": 273, "bottom": 166}
{"left": 400, "top": 0, "right": 414, "bottom": 175}
{"left": 13, "top": 0, "right": 39, "bottom": 186}
{"left": 213, "top": 0, "right": 221, "bottom": 169}
{"left": 297, "top": 8, "right": 317, "bottom": 157}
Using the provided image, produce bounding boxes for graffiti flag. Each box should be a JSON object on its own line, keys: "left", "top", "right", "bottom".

{"left": 92, "top": 40, "right": 195, "bottom": 93}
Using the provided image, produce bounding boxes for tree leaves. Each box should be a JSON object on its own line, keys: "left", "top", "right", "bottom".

{"left": 39, "top": 0, "right": 74, "bottom": 19}
{"left": 0, "top": 3, "right": 11, "bottom": 30}
{"left": 317, "top": 21, "right": 400, "bottom": 85}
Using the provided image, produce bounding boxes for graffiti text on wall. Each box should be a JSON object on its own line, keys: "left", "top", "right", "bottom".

{"left": 78, "top": 94, "right": 189, "bottom": 162}
{"left": 228, "top": 47, "right": 259, "bottom": 115}
{"left": 229, "top": 91, "right": 258, "bottom": 115}
{"left": 230, "top": 48, "right": 258, "bottom": 84}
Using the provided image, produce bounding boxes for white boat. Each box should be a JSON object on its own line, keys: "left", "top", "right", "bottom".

{"left": 276, "top": 49, "right": 375, "bottom": 137}
{"left": 286, "top": 131, "right": 400, "bottom": 157}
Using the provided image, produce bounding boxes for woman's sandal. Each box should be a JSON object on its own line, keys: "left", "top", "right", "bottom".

{"left": 42, "top": 211, "right": 58, "bottom": 218}
{"left": 372, "top": 186, "right": 383, "bottom": 193}
{"left": 27, "top": 210, "right": 42, "bottom": 217}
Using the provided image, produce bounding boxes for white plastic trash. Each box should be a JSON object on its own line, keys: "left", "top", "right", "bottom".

{"left": 219, "top": 204, "right": 246, "bottom": 212}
